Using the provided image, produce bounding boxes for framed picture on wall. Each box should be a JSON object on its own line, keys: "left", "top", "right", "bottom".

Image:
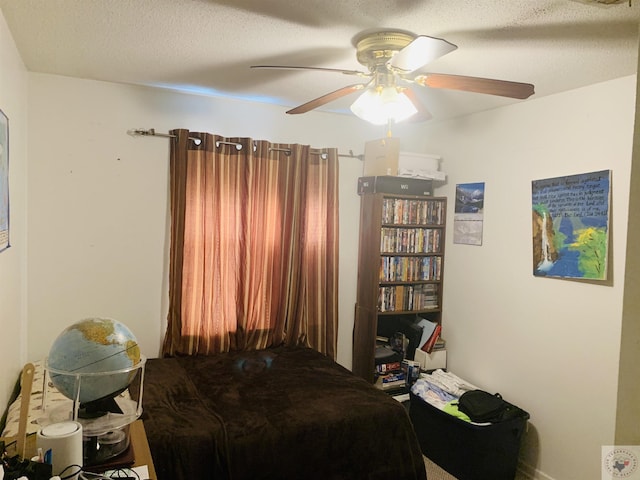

{"left": 0, "top": 108, "right": 8, "bottom": 252}
{"left": 532, "top": 170, "right": 611, "bottom": 280}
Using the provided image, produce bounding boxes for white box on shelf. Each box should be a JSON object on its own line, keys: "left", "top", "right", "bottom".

{"left": 414, "top": 349, "right": 447, "bottom": 371}
{"left": 398, "top": 151, "right": 445, "bottom": 181}
{"left": 363, "top": 138, "right": 445, "bottom": 180}
{"left": 398, "top": 151, "right": 440, "bottom": 172}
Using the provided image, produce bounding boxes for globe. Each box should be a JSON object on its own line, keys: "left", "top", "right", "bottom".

{"left": 47, "top": 317, "right": 141, "bottom": 405}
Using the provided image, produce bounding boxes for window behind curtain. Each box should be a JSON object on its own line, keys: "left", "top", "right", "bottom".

{"left": 163, "top": 130, "right": 339, "bottom": 358}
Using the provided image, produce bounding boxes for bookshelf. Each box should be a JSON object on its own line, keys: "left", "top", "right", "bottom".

{"left": 353, "top": 192, "right": 447, "bottom": 383}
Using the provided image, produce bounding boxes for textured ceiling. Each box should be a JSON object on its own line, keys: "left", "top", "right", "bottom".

{"left": 1, "top": 0, "right": 639, "bottom": 121}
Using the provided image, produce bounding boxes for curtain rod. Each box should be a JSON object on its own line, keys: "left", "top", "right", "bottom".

{"left": 128, "top": 128, "right": 203, "bottom": 145}
{"left": 127, "top": 128, "right": 364, "bottom": 160}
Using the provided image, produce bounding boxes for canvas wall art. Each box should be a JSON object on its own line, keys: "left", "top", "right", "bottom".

{"left": 0, "top": 109, "right": 8, "bottom": 252}
{"left": 532, "top": 170, "right": 611, "bottom": 280}
{"left": 454, "top": 182, "right": 485, "bottom": 246}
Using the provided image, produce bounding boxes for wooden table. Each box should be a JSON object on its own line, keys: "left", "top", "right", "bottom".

{"left": 129, "top": 419, "right": 157, "bottom": 479}
{"left": 1, "top": 419, "right": 157, "bottom": 479}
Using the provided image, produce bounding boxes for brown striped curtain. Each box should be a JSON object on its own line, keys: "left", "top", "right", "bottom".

{"left": 162, "top": 129, "right": 339, "bottom": 359}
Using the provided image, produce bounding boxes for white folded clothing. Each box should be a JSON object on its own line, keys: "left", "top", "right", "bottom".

{"left": 426, "top": 369, "right": 479, "bottom": 397}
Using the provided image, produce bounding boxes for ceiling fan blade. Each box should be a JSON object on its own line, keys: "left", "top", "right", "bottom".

{"left": 415, "top": 73, "right": 535, "bottom": 99}
{"left": 388, "top": 36, "right": 457, "bottom": 74}
{"left": 286, "top": 84, "right": 367, "bottom": 114}
{"left": 402, "top": 88, "right": 432, "bottom": 122}
{"left": 251, "top": 65, "right": 368, "bottom": 77}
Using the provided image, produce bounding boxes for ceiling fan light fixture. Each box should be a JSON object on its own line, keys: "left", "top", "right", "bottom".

{"left": 350, "top": 86, "right": 418, "bottom": 125}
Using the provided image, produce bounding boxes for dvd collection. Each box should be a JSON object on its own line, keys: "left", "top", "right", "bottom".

{"left": 380, "top": 227, "right": 442, "bottom": 253}
{"left": 381, "top": 198, "right": 445, "bottom": 225}
{"left": 379, "top": 256, "right": 442, "bottom": 282}
{"left": 378, "top": 284, "right": 438, "bottom": 312}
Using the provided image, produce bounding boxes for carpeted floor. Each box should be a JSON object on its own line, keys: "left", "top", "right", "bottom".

{"left": 423, "top": 456, "right": 457, "bottom": 480}
{"left": 424, "top": 455, "right": 530, "bottom": 479}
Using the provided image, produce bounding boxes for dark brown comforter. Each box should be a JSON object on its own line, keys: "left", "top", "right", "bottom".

{"left": 141, "top": 346, "right": 426, "bottom": 480}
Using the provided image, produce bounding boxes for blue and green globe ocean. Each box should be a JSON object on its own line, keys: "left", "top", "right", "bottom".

{"left": 47, "top": 318, "right": 141, "bottom": 405}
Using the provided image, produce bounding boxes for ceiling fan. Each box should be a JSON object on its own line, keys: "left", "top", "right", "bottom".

{"left": 251, "top": 30, "right": 535, "bottom": 125}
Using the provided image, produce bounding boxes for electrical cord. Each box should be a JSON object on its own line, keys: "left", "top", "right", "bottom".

{"left": 0, "top": 446, "right": 148, "bottom": 480}
{"left": 65, "top": 464, "right": 148, "bottom": 480}
{"left": 58, "top": 464, "right": 83, "bottom": 479}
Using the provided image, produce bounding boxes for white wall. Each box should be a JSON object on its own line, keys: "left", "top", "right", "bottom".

{"left": 19, "top": 41, "right": 637, "bottom": 480}
{"left": 25, "top": 73, "right": 429, "bottom": 369}
{"left": 0, "top": 11, "right": 28, "bottom": 408}
{"left": 419, "top": 76, "right": 636, "bottom": 480}
{"left": 615, "top": 47, "right": 640, "bottom": 445}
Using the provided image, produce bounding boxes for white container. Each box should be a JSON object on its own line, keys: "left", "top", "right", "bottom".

{"left": 414, "top": 349, "right": 447, "bottom": 371}
{"left": 398, "top": 152, "right": 445, "bottom": 181}
{"left": 399, "top": 151, "right": 440, "bottom": 172}
{"left": 37, "top": 421, "right": 83, "bottom": 480}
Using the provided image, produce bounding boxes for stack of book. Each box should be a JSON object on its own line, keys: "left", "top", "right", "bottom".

{"left": 374, "top": 349, "right": 407, "bottom": 394}
{"left": 431, "top": 336, "right": 446, "bottom": 353}
{"left": 416, "top": 318, "right": 444, "bottom": 354}
{"left": 374, "top": 371, "right": 406, "bottom": 392}
{"left": 375, "top": 360, "right": 401, "bottom": 375}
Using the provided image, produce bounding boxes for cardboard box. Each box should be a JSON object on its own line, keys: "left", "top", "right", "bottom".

{"left": 357, "top": 176, "right": 433, "bottom": 196}
{"left": 363, "top": 138, "right": 443, "bottom": 179}
{"left": 413, "top": 348, "right": 447, "bottom": 371}
{"left": 364, "top": 138, "right": 401, "bottom": 176}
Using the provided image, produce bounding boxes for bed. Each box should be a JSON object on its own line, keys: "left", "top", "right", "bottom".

{"left": 1, "top": 347, "right": 426, "bottom": 480}
{"left": 140, "top": 346, "right": 427, "bottom": 480}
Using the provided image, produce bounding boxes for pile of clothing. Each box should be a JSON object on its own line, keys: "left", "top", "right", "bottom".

{"left": 410, "top": 369, "right": 486, "bottom": 424}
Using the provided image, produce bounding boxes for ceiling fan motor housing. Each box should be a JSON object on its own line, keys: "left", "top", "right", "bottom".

{"left": 355, "top": 31, "right": 415, "bottom": 69}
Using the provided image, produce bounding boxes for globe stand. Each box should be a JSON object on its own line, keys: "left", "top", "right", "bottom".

{"left": 77, "top": 397, "right": 124, "bottom": 419}
{"left": 41, "top": 356, "right": 147, "bottom": 466}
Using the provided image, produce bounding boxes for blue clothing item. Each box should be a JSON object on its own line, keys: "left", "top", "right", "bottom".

{"left": 424, "top": 380, "right": 457, "bottom": 402}
{"left": 411, "top": 379, "right": 458, "bottom": 404}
